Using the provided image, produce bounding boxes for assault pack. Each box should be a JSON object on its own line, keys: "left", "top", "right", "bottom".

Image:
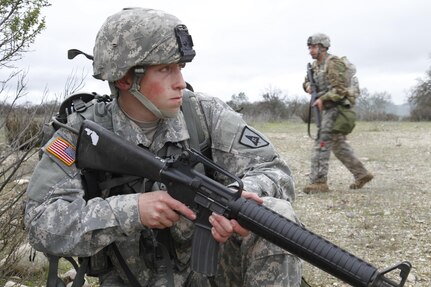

{"left": 306, "top": 55, "right": 360, "bottom": 138}
{"left": 40, "top": 92, "right": 112, "bottom": 151}
{"left": 327, "top": 55, "right": 361, "bottom": 105}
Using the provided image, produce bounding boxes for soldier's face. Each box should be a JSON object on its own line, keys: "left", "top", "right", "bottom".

{"left": 139, "top": 63, "right": 186, "bottom": 114}
{"left": 308, "top": 44, "right": 320, "bottom": 59}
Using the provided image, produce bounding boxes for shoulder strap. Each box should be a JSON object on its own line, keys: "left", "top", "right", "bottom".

{"left": 323, "top": 54, "right": 336, "bottom": 72}
{"left": 181, "top": 89, "right": 211, "bottom": 158}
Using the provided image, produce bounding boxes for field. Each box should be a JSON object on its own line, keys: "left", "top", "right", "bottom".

{"left": 1, "top": 121, "right": 430, "bottom": 286}
{"left": 253, "top": 121, "right": 431, "bottom": 287}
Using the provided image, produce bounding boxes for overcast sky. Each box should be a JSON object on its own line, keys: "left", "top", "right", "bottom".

{"left": 6, "top": 0, "right": 431, "bottom": 105}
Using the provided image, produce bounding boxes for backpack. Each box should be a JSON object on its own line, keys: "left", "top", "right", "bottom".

{"left": 327, "top": 55, "right": 360, "bottom": 106}
{"left": 40, "top": 92, "right": 112, "bottom": 153}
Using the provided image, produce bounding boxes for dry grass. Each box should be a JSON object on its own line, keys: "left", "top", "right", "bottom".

{"left": 1, "top": 121, "right": 429, "bottom": 286}
{"left": 256, "top": 121, "right": 431, "bottom": 287}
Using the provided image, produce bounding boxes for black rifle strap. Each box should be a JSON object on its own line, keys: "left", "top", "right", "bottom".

{"left": 46, "top": 255, "right": 64, "bottom": 287}
{"left": 70, "top": 258, "right": 89, "bottom": 287}
{"left": 301, "top": 276, "right": 313, "bottom": 287}
{"left": 81, "top": 170, "right": 144, "bottom": 286}
{"left": 307, "top": 101, "right": 313, "bottom": 139}
{"left": 46, "top": 255, "right": 86, "bottom": 287}
{"left": 154, "top": 229, "right": 175, "bottom": 287}
{"left": 307, "top": 101, "right": 320, "bottom": 141}
{"left": 81, "top": 169, "right": 100, "bottom": 201}
{"left": 98, "top": 175, "right": 141, "bottom": 192}
{"left": 111, "top": 243, "right": 143, "bottom": 287}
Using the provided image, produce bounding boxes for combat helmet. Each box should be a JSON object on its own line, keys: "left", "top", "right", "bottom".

{"left": 307, "top": 33, "right": 330, "bottom": 48}
{"left": 92, "top": 8, "right": 195, "bottom": 119}
{"left": 93, "top": 7, "right": 195, "bottom": 82}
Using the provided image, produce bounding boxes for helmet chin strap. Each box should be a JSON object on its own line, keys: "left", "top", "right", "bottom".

{"left": 129, "top": 73, "right": 178, "bottom": 119}
{"left": 316, "top": 46, "right": 328, "bottom": 62}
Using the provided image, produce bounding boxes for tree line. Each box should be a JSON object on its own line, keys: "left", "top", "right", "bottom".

{"left": 225, "top": 84, "right": 429, "bottom": 123}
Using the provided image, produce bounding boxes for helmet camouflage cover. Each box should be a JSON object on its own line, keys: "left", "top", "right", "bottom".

{"left": 307, "top": 33, "right": 330, "bottom": 48}
{"left": 93, "top": 8, "right": 195, "bottom": 81}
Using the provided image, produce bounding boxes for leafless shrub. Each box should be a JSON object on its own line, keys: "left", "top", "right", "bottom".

{"left": 5, "top": 109, "right": 44, "bottom": 150}
{"left": 0, "top": 67, "right": 87, "bottom": 283}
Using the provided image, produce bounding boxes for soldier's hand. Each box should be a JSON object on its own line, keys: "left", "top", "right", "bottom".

{"left": 209, "top": 190, "right": 263, "bottom": 243}
{"left": 313, "top": 98, "right": 323, "bottom": 111}
{"left": 138, "top": 191, "right": 196, "bottom": 229}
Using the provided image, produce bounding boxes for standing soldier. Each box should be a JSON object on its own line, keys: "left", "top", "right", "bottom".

{"left": 302, "top": 33, "right": 373, "bottom": 194}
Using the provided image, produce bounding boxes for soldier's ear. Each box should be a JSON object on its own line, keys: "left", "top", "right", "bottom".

{"left": 115, "top": 74, "right": 132, "bottom": 91}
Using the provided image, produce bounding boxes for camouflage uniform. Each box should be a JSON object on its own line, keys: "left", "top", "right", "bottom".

{"left": 25, "top": 92, "right": 302, "bottom": 286}
{"left": 303, "top": 53, "right": 371, "bottom": 186}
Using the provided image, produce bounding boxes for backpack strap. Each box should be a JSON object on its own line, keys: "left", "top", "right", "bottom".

{"left": 323, "top": 54, "right": 336, "bottom": 72}
{"left": 181, "top": 89, "right": 211, "bottom": 159}
{"left": 181, "top": 89, "right": 213, "bottom": 180}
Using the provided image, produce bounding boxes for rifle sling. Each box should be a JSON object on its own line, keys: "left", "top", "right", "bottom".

{"left": 111, "top": 243, "right": 144, "bottom": 287}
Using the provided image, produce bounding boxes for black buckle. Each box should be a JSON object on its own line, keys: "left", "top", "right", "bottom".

{"left": 72, "top": 98, "right": 87, "bottom": 113}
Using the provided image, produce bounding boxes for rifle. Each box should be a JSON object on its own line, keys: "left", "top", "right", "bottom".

{"left": 307, "top": 62, "right": 321, "bottom": 139}
{"left": 75, "top": 120, "right": 411, "bottom": 287}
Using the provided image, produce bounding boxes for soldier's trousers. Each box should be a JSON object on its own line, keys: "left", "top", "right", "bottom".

{"left": 309, "top": 106, "right": 368, "bottom": 183}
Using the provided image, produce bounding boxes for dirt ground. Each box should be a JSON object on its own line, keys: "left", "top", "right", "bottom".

{"left": 259, "top": 121, "right": 431, "bottom": 287}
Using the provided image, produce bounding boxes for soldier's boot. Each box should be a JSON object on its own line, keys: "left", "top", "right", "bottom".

{"left": 303, "top": 182, "right": 329, "bottom": 194}
{"left": 349, "top": 173, "right": 374, "bottom": 189}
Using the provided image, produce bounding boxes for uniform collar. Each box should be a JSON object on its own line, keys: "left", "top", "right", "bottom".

{"left": 111, "top": 99, "right": 190, "bottom": 152}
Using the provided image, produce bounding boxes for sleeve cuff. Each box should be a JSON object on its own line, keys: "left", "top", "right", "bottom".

{"left": 106, "top": 193, "right": 145, "bottom": 235}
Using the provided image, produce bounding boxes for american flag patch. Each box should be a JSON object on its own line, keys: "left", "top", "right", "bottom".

{"left": 47, "top": 137, "right": 76, "bottom": 166}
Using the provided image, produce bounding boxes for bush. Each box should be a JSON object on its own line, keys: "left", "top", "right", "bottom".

{"left": 5, "top": 110, "right": 43, "bottom": 150}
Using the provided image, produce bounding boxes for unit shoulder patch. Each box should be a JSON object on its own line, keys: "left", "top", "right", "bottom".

{"left": 239, "top": 126, "right": 269, "bottom": 148}
{"left": 46, "top": 137, "right": 76, "bottom": 166}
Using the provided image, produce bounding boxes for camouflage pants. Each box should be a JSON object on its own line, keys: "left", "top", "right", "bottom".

{"left": 309, "top": 106, "right": 368, "bottom": 183}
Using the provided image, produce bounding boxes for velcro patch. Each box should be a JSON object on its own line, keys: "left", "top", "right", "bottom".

{"left": 239, "top": 126, "right": 269, "bottom": 148}
{"left": 47, "top": 137, "right": 76, "bottom": 166}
